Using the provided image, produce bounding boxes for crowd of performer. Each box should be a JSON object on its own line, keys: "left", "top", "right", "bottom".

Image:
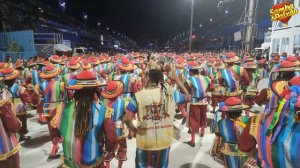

{"left": 0, "top": 51, "right": 299, "bottom": 168}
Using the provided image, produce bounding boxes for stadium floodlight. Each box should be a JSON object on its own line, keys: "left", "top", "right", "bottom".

{"left": 225, "top": 10, "right": 229, "bottom": 14}
{"left": 107, "top": 27, "right": 110, "bottom": 31}
{"left": 210, "top": 18, "right": 213, "bottom": 22}
{"left": 83, "top": 13, "right": 88, "bottom": 20}
{"left": 199, "top": 24, "right": 202, "bottom": 28}
{"left": 97, "top": 22, "right": 101, "bottom": 26}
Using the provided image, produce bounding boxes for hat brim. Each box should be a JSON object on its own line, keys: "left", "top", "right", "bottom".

{"left": 15, "top": 63, "right": 24, "bottom": 68}
{"left": 224, "top": 56, "right": 240, "bottom": 63}
{"left": 118, "top": 64, "right": 134, "bottom": 71}
{"left": 67, "top": 64, "right": 81, "bottom": 69}
{"left": 277, "top": 67, "right": 296, "bottom": 72}
{"left": 221, "top": 104, "right": 249, "bottom": 112}
{"left": 101, "top": 81, "right": 124, "bottom": 99}
{"left": 39, "top": 68, "right": 62, "bottom": 79}
{"left": 50, "top": 59, "right": 62, "bottom": 63}
{"left": 65, "top": 80, "right": 106, "bottom": 90}
{"left": 3, "top": 69, "right": 20, "bottom": 80}
{"left": 81, "top": 64, "right": 92, "bottom": 69}
{"left": 271, "top": 80, "right": 289, "bottom": 98}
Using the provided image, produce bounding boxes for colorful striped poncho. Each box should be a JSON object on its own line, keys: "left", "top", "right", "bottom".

{"left": 217, "top": 118, "right": 248, "bottom": 168}
{"left": 52, "top": 101, "right": 106, "bottom": 168}
{"left": 101, "top": 98, "right": 128, "bottom": 138}
{"left": 114, "top": 74, "right": 136, "bottom": 99}
{"left": 0, "top": 101, "right": 20, "bottom": 161}
{"left": 9, "top": 83, "right": 27, "bottom": 115}
{"left": 221, "top": 69, "right": 239, "bottom": 93}
{"left": 39, "top": 79, "right": 64, "bottom": 115}
{"left": 186, "top": 75, "right": 210, "bottom": 104}
{"left": 31, "top": 70, "right": 40, "bottom": 86}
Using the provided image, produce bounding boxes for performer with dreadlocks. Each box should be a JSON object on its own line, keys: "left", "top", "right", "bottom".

{"left": 53, "top": 70, "right": 117, "bottom": 168}
{"left": 124, "top": 69, "right": 190, "bottom": 167}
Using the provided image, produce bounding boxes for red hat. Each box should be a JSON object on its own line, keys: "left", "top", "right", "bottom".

{"left": 81, "top": 59, "right": 92, "bottom": 69}
{"left": 224, "top": 52, "right": 239, "bottom": 63}
{"left": 14, "top": 59, "right": 24, "bottom": 68}
{"left": 176, "top": 59, "right": 186, "bottom": 69}
{"left": 27, "top": 60, "right": 37, "bottom": 67}
{"left": 117, "top": 58, "right": 134, "bottom": 71}
{"left": 89, "top": 57, "right": 100, "bottom": 66}
{"left": 207, "top": 57, "right": 215, "bottom": 66}
{"left": 0, "top": 62, "right": 9, "bottom": 70}
{"left": 187, "top": 61, "right": 201, "bottom": 70}
{"left": 290, "top": 76, "right": 300, "bottom": 86}
{"left": 65, "top": 70, "right": 106, "bottom": 90}
{"left": 245, "top": 62, "right": 257, "bottom": 69}
{"left": 258, "top": 59, "right": 267, "bottom": 64}
{"left": 199, "top": 56, "right": 206, "bottom": 62}
{"left": 188, "top": 55, "right": 196, "bottom": 61}
{"left": 220, "top": 97, "right": 249, "bottom": 112}
{"left": 67, "top": 59, "right": 81, "bottom": 69}
{"left": 0, "top": 68, "right": 20, "bottom": 80}
{"left": 286, "top": 56, "right": 300, "bottom": 65}
{"left": 276, "top": 61, "right": 296, "bottom": 72}
{"left": 101, "top": 80, "right": 124, "bottom": 99}
{"left": 50, "top": 55, "right": 61, "bottom": 63}
{"left": 39, "top": 64, "right": 61, "bottom": 79}
{"left": 243, "top": 56, "right": 254, "bottom": 62}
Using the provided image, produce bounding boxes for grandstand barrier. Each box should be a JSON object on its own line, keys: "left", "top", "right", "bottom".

{"left": 0, "top": 52, "right": 37, "bottom": 62}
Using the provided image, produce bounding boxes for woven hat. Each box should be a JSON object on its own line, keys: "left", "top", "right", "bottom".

{"left": 224, "top": 52, "right": 240, "bottom": 63}
{"left": 286, "top": 56, "right": 300, "bottom": 65}
{"left": 187, "top": 61, "right": 201, "bottom": 70}
{"left": 67, "top": 59, "right": 81, "bottom": 69}
{"left": 89, "top": 57, "right": 100, "bottom": 66}
{"left": 81, "top": 59, "right": 92, "bottom": 69}
{"left": 219, "top": 97, "right": 249, "bottom": 112}
{"left": 243, "top": 56, "right": 254, "bottom": 62}
{"left": 14, "top": 59, "right": 24, "bottom": 69}
{"left": 37, "top": 60, "right": 49, "bottom": 66}
{"left": 0, "top": 62, "right": 9, "bottom": 70}
{"left": 271, "top": 80, "right": 289, "bottom": 98}
{"left": 188, "top": 54, "right": 196, "bottom": 61}
{"left": 176, "top": 59, "right": 186, "bottom": 69}
{"left": 28, "top": 60, "right": 37, "bottom": 67}
{"left": 50, "top": 55, "right": 61, "bottom": 63}
{"left": 101, "top": 80, "right": 124, "bottom": 99}
{"left": 276, "top": 61, "right": 296, "bottom": 72}
{"left": 245, "top": 62, "right": 257, "bottom": 69}
{"left": 65, "top": 70, "right": 106, "bottom": 90}
{"left": 117, "top": 57, "right": 134, "bottom": 71}
{"left": 0, "top": 68, "right": 20, "bottom": 80}
{"left": 258, "top": 59, "right": 267, "bottom": 64}
{"left": 60, "top": 55, "right": 67, "bottom": 65}
{"left": 207, "top": 57, "right": 215, "bottom": 66}
{"left": 39, "top": 64, "right": 61, "bottom": 79}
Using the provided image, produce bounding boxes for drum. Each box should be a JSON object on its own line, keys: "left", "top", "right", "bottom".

{"left": 257, "top": 78, "right": 269, "bottom": 93}
{"left": 209, "top": 136, "right": 225, "bottom": 166}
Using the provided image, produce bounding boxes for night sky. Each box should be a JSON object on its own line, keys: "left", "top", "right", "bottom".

{"left": 42, "top": 0, "right": 272, "bottom": 45}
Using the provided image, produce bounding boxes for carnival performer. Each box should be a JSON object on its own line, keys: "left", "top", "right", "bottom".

{"left": 0, "top": 67, "right": 39, "bottom": 142}
{"left": 215, "top": 97, "right": 249, "bottom": 168}
{"left": 52, "top": 70, "right": 117, "bottom": 168}
{"left": 185, "top": 61, "right": 213, "bottom": 147}
{"left": 37, "top": 64, "right": 63, "bottom": 159}
{"left": 124, "top": 69, "right": 190, "bottom": 168}
{"left": 0, "top": 99, "right": 22, "bottom": 168}
{"left": 256, "top": 58, "right": 269, "bottom": 80}
{"left": 62, "top": 59, "right": 80, "bottom": 85}
{"left": 243, "top": 62, "right": 259, "bottom": 116}
{"left": 246, "top": 61, "right": 297, "bottom": 168}
{"left": 49, "top": 55, "right": 62, "bottom": 68}
{"left": 101, "top": 81, "right": 129, "bottom": 168}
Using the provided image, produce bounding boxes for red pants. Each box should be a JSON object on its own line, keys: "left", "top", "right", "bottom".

{"left": 46, "top": 109, "right": 61, "bottom": 144}
{"left": 0, "top": 152, "right": 20, "bottom": 168}
{"left": 177, "top": 103, "right": 186, "bottom": 117}
{"left": 116, "top": 138, "right": 127, "bottom": 161}
{"left": 188, "top": 104, "right": 207, "bottom": 134}
{"left": 17, "top": 114, "right": 28, "bottom": 136}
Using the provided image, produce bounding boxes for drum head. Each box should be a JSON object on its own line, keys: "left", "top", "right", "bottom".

{"left": 257, "top": 78, "right": 269, "bottom": 93}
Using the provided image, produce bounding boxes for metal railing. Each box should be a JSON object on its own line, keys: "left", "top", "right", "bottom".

{"left": 0, "top": 52, "right": 37, "bottom": 62}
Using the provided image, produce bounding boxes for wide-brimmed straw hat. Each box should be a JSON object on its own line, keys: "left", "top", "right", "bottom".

{"left": 286, "top": 56, "right": 300, "bottom": 66}
{"left": 81, "top": 59, "right": 92, "bottom": 69}
{"left": 50, "top": 55, "right": 61, "bottom": 63}
{"left": 245, "top": 62, "right": 257, "bottom": 69}
{"left": 276, "top": 61, "right": 296, "bottom": 72}
{"left": 101, "top": 80, "right": 124, "bottom": 99}
{"left": 258, "top": 59, "right": 267, "bottom": 64}
{"left": 219, "top": 97, "right": 249, "bottom": 112}
{"left": 117, "top": 58, "right": 134, "bottom": 71}
{"left": 0, "top": 68, "right": 20, "bottom": 80}
{"left": 14, "top": 59, "right": 24, "bottom": 69}
{"left": 89, "top": 57, "right": 100, "bottom": 66}
{"left": 224, "top": 52, "right": 240, "bottom": 63}
{"left": 0, "top": 62, "right": 9, "bottom": 70}
{"left": 65, "top": 70, "right": 106, "bottom": 90}
{"left": 39, "top": 64, "right": 61, "bottom": 79}
{"left": 176, "top": 59, "right": 186, "bottom": 69}
{"left": 187, "top": 61, "right": 201, "bottom": 70}
{"left": 67, "top": 59, "right": 81, "bottom": 69}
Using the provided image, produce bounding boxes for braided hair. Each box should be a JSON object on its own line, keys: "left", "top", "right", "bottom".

{"left": 73, "top": 88, "right": 99, "bottom": 141}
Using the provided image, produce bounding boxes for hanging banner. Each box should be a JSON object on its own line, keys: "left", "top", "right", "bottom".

{"left": 270, "top": 1, "right": 298, "bottom": 24}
